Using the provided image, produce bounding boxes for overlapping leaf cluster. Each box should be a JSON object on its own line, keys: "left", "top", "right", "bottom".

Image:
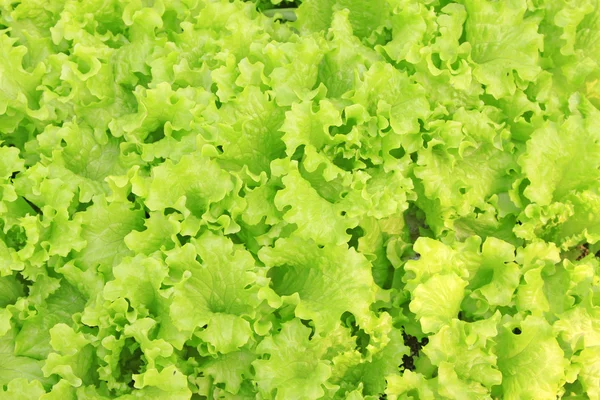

{"left": 1, "top": 0, "right": 600, "bottom": 398}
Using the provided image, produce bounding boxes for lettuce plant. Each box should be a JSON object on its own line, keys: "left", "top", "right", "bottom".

{"left": 0, "top": 0, "right": 599, "bottom": 398}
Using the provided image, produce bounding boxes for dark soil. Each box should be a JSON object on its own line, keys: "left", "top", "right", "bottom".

{"left": 400, "top": 332, "right": 428, "bottom": 372}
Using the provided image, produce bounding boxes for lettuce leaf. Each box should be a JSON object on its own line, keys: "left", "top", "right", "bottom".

{"left": 1, "top": 0, "right": 600, "bottom": 398}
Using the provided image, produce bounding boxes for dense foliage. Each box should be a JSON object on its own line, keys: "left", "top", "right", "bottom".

{"left": 1, "top": 0, "right": 600, "bottom": 398}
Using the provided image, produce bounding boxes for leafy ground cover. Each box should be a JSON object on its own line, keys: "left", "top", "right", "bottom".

{"left": 1, "top": 0, "right": 600, "bottom": 398}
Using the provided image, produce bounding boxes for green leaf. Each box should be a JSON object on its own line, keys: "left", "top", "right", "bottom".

{"left": 258, "top": 235, "right": 379, "bottom": 334}
{"left": 265, "top": 36, "right": 325, "bottom": 106}
{"left": 199, "top": 350, "right": 255, "bottom": 395}
{"left": 0, "top": 34, "right": 45, "bottom": 133}
{"left": 495, "top": 316, "right": 568, "bottom": 400}
{"left": 142, "top": 151, "right": 234, "bottom": 217}
{"left": 129, "top": 365, "right": 192, "bottom": 399}
{"left": 35, "top": 122, "right": 129, "bottom": 199}
{"left": 515, "top": 267, "right": 550, "bottom": 316}
{"left": 280, "top": 99, "right": 342, "bottom": 157}
{"left": 436, "top": 362, "right": 493, "bottom": 400}
{"left": 42, "top": 323, "right": 94, "bottom": 387}
{"left": 335, "top": 328, "right": 409, "bottom": 396}
{"left": 352, "top": 62, "right": 430, "bottom": 147}
{"left": 294, "top": 0, "right": 389, "bottom": 40}
{"left": 423, "top": 314, "right": 502, "bottom": 389}
{"left": 0, "top": 275, "right": 25, "bottom": 307}
{"left": 385, "top": 370, "right": 438, "bottom": 400}
{"left": 0, "top": 330, "right": 54, "bottom": 387}
{"left": 403, "top": 236, "right": 480, "bottom": 292}
{"left": 573, "top": 346, "right": 600, "bottom": 400}
{"left": 274, "top": 165, "right": 357, "bottom": 246}
{"left": 318, "top": 10, "right": 381, "bottom": 98}
{"left": 253, "top": 319, "right": 332, "bottom": 400}
{"left": 519, "top": 107, "right": 600, "bottom": 206}
{"left": 168, "top": 232, "right": 261, "bottom": 341}
{"left": 464, "top": 0, "right": 543, "bottom": 98}
{"left": 75, "top": 197, "right": 145, "bottom": 272}
{"left": 15, "top": 281, "right": 86, "bottom": 360}
{"left": 555, "top": 297, "right": 600, "bottom": 352}
{"left": 102, "top": 254, "right": 168, "bottom": 316}
{"left": 2, "top": 0, "right": 600, "bottom": 398}
{"left": 466, "top": 238, "right": 520, "bottom": 314}
{"left": 124, "top": 212, "right": 180, "bottom": 255}
{"left": 409, "top": 273, "right": 467, "bottom": 334}
{"left": 216, "top": 86, "right": 286, "bottom": 175}
{"left": 0, "top": 378, "right": 46, "bottom": 400}
{"left": 196, "top": 313, "right": 253, "bottom": 355}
